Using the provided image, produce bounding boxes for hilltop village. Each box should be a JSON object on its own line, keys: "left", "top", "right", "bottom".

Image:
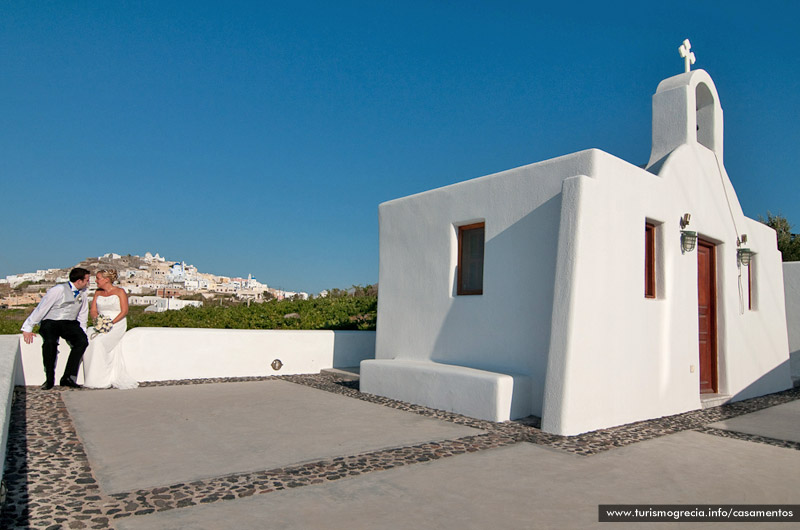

{"left": 0, "top": 252, "right": 309, "bottom": 312}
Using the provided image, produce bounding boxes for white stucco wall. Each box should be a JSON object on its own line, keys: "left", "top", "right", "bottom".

{"left": 373, "top": 150, "right": 600, "bottom": 418}
{"left": 14, "top": 328, "right": 375, "bottom": 385}
{"left": 784, "top": 262, "right": 800, "bottom": 381}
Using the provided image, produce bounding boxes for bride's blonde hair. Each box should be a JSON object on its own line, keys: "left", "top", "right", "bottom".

{"left": 97, "top": 269, "right": 118, "bottom": 284}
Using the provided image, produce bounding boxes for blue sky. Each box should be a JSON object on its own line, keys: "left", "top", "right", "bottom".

{"left": 2, "top": 1, "right": 798, "bottom": 294}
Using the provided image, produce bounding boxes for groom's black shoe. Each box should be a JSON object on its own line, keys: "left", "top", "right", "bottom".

{"left": 59, "top": 377, "right": 82, "bottom": 389}
{"left": 41, "top": 380, "right": 54, "bottom": 390}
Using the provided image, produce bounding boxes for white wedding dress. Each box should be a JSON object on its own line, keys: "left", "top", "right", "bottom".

{"left": 82, "top": 294, "right": 138, "bottom": 389}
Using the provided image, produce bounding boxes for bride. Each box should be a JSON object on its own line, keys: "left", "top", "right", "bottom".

{"left": 82, "top": 269, "right": 138, "bottom": 389}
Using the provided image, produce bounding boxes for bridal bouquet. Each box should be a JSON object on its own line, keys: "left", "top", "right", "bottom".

{"left": 91, "top": 316, "right": 114, "bottom": 338}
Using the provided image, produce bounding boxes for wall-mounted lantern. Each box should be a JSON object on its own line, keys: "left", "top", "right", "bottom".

{"left": 681, "top": 230, "right": 698, "bottom": 253}
{"left": 679, "top": 213, "right": 697, "bottom": 253}
{"left": 737, "top": 248, "right": 753, "bottom": 266}
{"left": 736, "top": 234, "right": 752, "bottom": 266}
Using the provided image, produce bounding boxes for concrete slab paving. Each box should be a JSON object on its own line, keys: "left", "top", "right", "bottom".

{"left": 62, "top": 379, "right": 483, "bottom": 493}
{"left": 4, "top": 377, "right": 796, "bottom": 529}
{"left": 115, "top": 430, "right": 800, "bottom": 530}
{"left": 708, "top": 399, "right": 800, "bottom": 443}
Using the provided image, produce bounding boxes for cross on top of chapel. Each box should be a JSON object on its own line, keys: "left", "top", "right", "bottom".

{"left": 679, "top": 39, "right": 696, "bottom": 73}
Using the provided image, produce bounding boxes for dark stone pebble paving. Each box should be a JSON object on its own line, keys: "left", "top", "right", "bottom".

{"left": 1, "top": 374, "right": 798, "bottom": 529}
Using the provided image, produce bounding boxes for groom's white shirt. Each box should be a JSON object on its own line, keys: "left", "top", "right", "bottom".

{"left": 21, "top": 281, "right": 89, "bottom": 333}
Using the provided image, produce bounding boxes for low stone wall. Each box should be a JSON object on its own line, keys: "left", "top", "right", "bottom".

{"left": 15, "top": 328, "right": 375, "bottom": 386}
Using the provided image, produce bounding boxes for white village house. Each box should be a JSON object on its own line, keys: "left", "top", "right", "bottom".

{"left": 361, "top": 47, "right": 793, "bottom": 436}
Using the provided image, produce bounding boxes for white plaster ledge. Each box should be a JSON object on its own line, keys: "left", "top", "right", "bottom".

{"left": 0, "top": 335, "right": 21, "bottom": 484}
{"left": 15, "top": 328, "right": 376, "bottom": 385}
{"left": 359, "top": 359, "right": 532, "bottom": 422}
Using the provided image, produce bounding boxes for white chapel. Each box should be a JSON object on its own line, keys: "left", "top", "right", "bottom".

{"left": 361, "top": 41, "right": 792, "bottom": 436}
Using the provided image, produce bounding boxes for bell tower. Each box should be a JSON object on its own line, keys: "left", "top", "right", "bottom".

{"left": 647, "top": 41, "right": 724, "bottom": 170}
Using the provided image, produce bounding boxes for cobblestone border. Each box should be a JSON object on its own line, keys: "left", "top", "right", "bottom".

{"left": 1, "top": 376, "right": 798, "bottom": 529}
{"left": 0, "top": 389, "right": 106, "bottom": 529}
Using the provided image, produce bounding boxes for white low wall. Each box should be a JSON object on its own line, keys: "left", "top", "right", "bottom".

{"left": 15, "top": 328, "right": 376, "bottom": 386}
{"left": 361, "top": 359, "right": 532, "bottom": 422}
{"left": 0, "top": 335, "right": 20, "bottom": 489}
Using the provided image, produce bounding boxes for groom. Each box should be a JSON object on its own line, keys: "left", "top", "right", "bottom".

{"left": 21, "top": 267, "right": 91, "bottom": 389}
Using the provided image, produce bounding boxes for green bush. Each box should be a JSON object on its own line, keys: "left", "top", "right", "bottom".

{"left": 1, "top": 294, "right": 378, "bottom": 334}
{"left": 126, "top": 296, "right": 377, "bottom": 331}
{"left": 0, "top": 307, "right": 34, "bottom": 334}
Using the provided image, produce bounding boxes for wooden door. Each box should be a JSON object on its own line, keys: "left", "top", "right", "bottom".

{"left": 697, "top": 240, "right": 717, "bottom": 394}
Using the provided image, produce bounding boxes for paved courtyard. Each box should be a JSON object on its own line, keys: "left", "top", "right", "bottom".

{"left": 1, "top": 374, "right": 799, "bottom": 529}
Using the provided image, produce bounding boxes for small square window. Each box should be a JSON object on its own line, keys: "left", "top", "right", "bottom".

{"left": 458, "top": 222, "right": 484, "bottom": 295}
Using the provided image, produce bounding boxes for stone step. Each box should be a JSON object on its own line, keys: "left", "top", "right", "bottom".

{"left": 320, "top": 367, "right": 360, "bottom": 382}
{"left": 700, "top": 393, "right": 732, "bottom": 409}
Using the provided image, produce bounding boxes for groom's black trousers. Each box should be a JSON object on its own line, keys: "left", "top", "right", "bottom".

{"left": 39, "top": 319, "right": 88, "bottom": 383}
